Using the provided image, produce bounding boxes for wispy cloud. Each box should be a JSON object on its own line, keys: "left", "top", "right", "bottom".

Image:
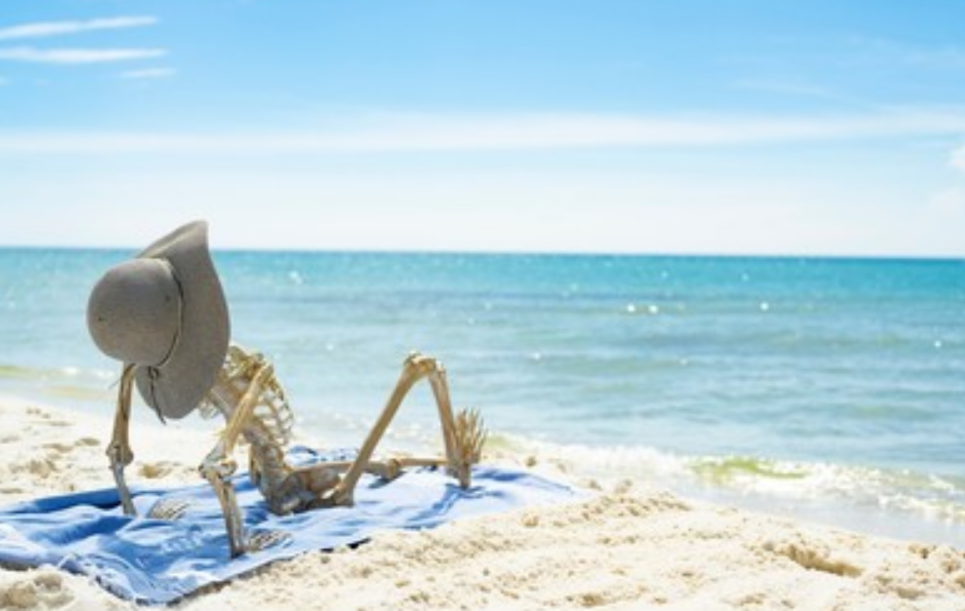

{"left": 2, "top": 110, "right": 965, "bottom": 154}
{"left": 0, "top": 16, "right": 164, "bottom": 69}
{"left": 734, "top": 79, "right": 835, "bottom": 99}
{"left": 119, "top": 67, "right": 175, "bottom": 79}
{"left": 847, "top": 36, "right": 965, "bottom": 71}
{"left": 0, "top": 16, "right": 156, "bottom": 41}
{"left": 0, "top": 47, "right": 166, "bottom": 65}
{"left": 730, "top": 79, "right": 874, "bottom": 109}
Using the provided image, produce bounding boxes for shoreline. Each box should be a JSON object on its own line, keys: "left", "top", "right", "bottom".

{"left": 1, "top": 396, "right": 964, "bottom": 610}
{"left": 8, "top": 373, "right": 965, "bottom": 552}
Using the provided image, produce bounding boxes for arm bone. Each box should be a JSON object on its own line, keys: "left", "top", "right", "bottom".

{"left": 106, "top": 363, "right": 137, "bottom": 516}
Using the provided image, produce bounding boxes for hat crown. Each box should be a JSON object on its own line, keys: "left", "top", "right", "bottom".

{"left": 87, "top": 258, "right": 181, "bottom": 366}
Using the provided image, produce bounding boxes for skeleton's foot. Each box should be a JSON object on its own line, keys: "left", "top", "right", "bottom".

{"left": 147, "top": 497, "right": 190, "bottom": 521}
{"left": 451, "top": 407, "right": 487, "bottom": 488}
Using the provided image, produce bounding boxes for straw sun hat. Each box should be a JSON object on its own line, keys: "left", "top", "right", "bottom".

{"left": 87, "top": 221, "right": 230, "bottom": 420}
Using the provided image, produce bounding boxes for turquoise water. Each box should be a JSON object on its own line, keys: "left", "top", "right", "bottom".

{"left": 1, "top": 248, "right": 964, "bottom": 545}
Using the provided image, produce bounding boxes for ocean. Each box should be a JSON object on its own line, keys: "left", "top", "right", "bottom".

{"left": 1, "top": 248, "right": 963, "bottom": 546}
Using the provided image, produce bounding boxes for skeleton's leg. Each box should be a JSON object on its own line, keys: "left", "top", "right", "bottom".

{"left": 296, "top": 456, "right": 446, "bottom": 485}
{"left": 328, "top": 353, "right": 474, "bottom": 506}
{"left": 424, "top": 365, "right": 480, "bottom": 488}
{"left": 199, "top": 362, "right": 273, "bottom": 557}
{"left": 106, "top": 364, "right": 137, "bottom": 515}
{"left": 257, "top": 453, "right": 449, "bottom": 514}
{"left": 417, "top": 358, "right": 486, "bottom": 486}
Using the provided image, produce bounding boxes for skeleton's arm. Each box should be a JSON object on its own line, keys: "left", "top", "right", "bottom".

{"left": 107, "top": 364, "right": 137, "bottom": 515}
{"left": 199, "top": 360, "right": 274, "bottom": 557}
{"left": 328, "top": 353, "right": 485, "bottom": 506}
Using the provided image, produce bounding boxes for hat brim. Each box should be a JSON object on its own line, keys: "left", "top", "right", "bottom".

{"left": 133, "top": 221, "right": 230, "bottom": 419}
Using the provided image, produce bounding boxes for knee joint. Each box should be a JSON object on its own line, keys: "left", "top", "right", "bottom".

{"left": 403, "top": 352, "right": 444, "bottom": 376}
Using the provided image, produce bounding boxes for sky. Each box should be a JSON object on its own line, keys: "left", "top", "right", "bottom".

{"left": 1, "top": 1, "right": 964, "bottom": 256}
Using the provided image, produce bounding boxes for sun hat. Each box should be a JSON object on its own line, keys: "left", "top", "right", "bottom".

{"left": 87, "top": 221, "right": 230, "bottom": 420}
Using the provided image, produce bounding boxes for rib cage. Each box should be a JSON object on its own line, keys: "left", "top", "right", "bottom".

{"left": 202, "top": 344, "right": 294, "bottom": 449}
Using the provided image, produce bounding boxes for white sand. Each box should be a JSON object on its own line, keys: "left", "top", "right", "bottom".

{"left": 1, "top": 396, "right": 964, "bottom": 610}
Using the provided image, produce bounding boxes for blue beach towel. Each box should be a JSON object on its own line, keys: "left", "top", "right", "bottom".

{"left": 0, "top": 447, "right": 577, "bottom": 604}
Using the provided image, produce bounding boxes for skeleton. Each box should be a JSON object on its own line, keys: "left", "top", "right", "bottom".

{"left": 106, "top": 343, "right": 486, "bottom": 557}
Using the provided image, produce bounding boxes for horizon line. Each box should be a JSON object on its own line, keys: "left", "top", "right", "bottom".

{"left": 1, "top": 241, "right": 962, "bottom": 263}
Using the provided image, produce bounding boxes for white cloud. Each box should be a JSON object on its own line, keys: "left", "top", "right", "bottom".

{"left": 1, "top": 109, "right": 964, "bottom": 154}
{"left": 951, "top": 145, "right": 965, "bottom": 172}
{"left": 0, "top": 46, "right": 166, "bottom": 64}
{"left": 0, "top": 16, "right": 157, "bottom": 41}
{"left": 119, "top": 67, "right": 175, "bottom": 79}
